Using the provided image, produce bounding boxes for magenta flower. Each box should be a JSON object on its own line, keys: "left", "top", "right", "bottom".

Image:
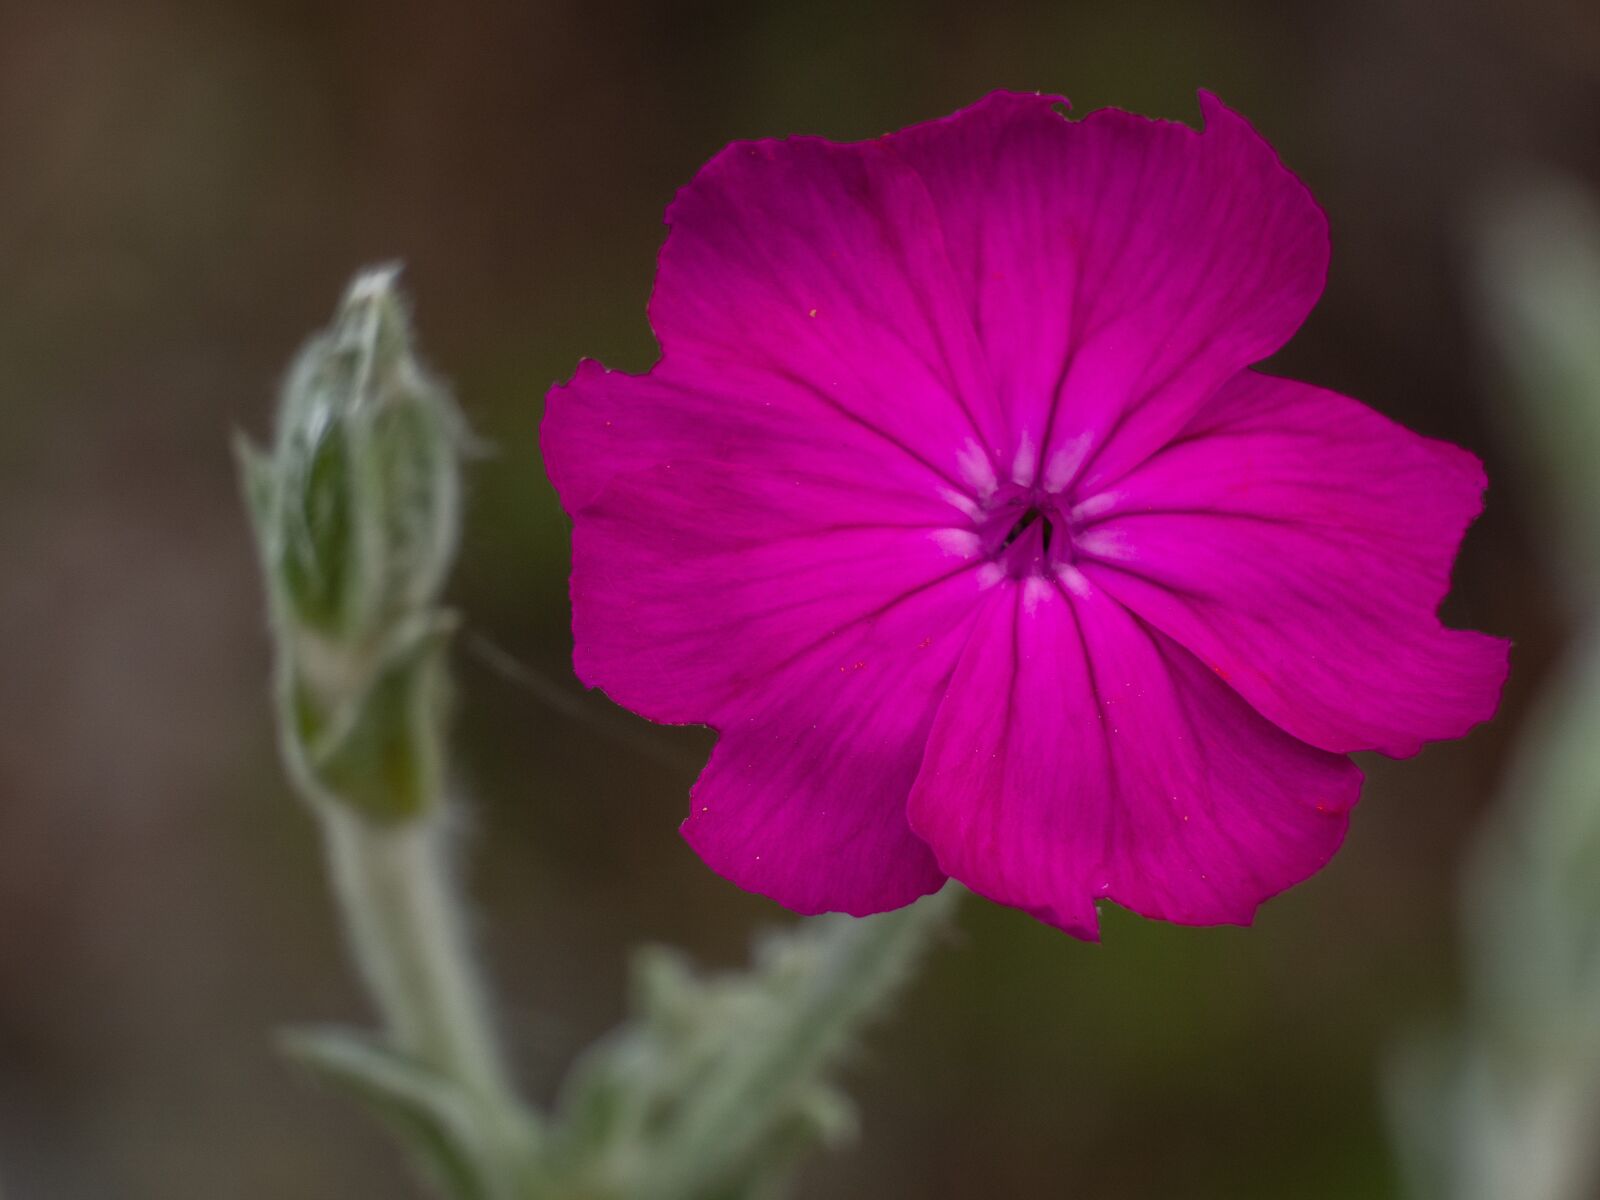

{"left": 542, "top": 91, "right": 1509, "bottom": 938}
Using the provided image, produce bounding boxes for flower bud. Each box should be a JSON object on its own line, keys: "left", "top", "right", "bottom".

{"left": 267, "top": 266, "right": 460, "bottom": 637}
{"left": 239, "top": 267, "right": 464, "bottom": 822}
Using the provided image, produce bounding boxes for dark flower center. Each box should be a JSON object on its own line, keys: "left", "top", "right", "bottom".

{"left": 977, "top": 486, "right": 1075, "bottom": 579}
{"left": 1001, "top": 507, "right": 1050, "bottom": 554}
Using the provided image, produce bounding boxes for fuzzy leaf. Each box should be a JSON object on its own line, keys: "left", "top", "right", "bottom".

{"left": 281, "top": 1026, "right": 502, "bottom": 1200}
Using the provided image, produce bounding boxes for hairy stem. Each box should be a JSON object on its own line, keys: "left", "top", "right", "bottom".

{"left": 322, "top": 809, "right": 513, "bottom": 1106}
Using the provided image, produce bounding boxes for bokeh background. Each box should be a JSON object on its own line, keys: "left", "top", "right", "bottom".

{"left": 2, "top": 1, "right": 1597, "bottom": 1196}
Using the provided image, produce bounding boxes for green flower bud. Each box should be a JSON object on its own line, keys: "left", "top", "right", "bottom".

{"left": 238, "top": 267, "right": 464, "bottom": 822}
{"left": 266, "top": 266, "right": 461, "bottom": 637}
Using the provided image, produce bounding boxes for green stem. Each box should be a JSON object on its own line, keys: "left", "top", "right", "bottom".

{"left": 322, "top": 807, "right": 517, "bottom": 1110}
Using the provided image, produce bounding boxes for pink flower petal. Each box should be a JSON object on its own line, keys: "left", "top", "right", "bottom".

{"left": 648, "top": 131, "right": 1010, "bottom": 495}
{"left": 886, "top": 91, "right": 1329, "bottom": 493}
{"left": 568, "top": 468, "right": 980, "bottom": 725}
{"left": 551, "top": 364, "right": 994, "bottom": 912}
{"left": 542, "top": 359, "right": 956, "bottom": 522}
{"left": 908, "top": 579, "right": 1361, "bottom": 939}
{"left": 1076, "top": 370, "right": 1511, "bottom": 756}
{"left": 682, "top": 574, "right": 983, "bottom": 916}
{"left": 552, "top": 356, "right": 995, "bottom": 728}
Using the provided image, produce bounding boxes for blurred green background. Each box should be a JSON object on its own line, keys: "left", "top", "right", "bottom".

{"left": 1, "top": 0, "right": 1595, "bottom": 1195}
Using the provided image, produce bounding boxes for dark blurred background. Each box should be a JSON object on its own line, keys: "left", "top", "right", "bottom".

{"left": 1, "top": 0, "right": 1596, "bottom": 1196}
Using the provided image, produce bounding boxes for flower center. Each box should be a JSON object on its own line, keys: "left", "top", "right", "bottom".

{"left": 977, "top": 485, "right": 1075, "bottom": 579}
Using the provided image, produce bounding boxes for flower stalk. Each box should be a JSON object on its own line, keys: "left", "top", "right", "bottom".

{"left": 320, "top": 809, "right": 517, "bottom": 1115}
{"left": 239, "top": 267, "right": 538, "bottom": 1197}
